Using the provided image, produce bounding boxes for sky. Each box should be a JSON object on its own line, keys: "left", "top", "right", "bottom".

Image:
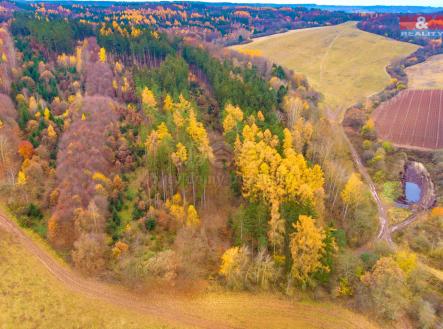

{"left": 155, "top": 0, "right": 443, "bottom": 6}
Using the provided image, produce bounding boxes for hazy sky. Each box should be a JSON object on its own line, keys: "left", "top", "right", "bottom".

{"left": 161, "top": 0, "right": 443, "bottom": 6}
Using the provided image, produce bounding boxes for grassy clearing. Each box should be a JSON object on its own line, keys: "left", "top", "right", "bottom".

{"left": 381, "top": 181, "right": 412, "bottom": 225}
{"left": 422, "top": 263, "right": 443, "bottom": 282}
{"left": 382, "top": 181, "right": 402, "bottom": 202}
{"left": 232, "top": 22, "right": 418, "bottom": 117}
{"left": 0, "top": 225, "right": 380, "bottom": 329}
{"left": 405, "top": 54, "right": 443, "bottom": 89}
{"left": 387, "top": 207, "right": 412, "bottom": 226}
{"left": 0, "top": 230, "right": 176, "bottom": 329}
{"left": 177, "top": 292, "right": 380, "bottom": 329}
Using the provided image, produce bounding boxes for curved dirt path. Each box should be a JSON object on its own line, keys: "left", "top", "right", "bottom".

{"left": 339, "top": 128, "right": 393, "bottom": 246}
{"left": 0, "top": 212, "right": 234, "bottom": 329}
{"left": 390, "top": 211, "right": 424, "bottom": 234}
{"left": 342, "top": 130, "right": 430, "bottom": 247}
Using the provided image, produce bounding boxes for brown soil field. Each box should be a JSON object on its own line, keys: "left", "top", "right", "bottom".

{"left": 372, "top": 89, "right": 443, "bottom": 150}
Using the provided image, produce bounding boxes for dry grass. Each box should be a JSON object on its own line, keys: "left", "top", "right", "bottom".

{"left": 0, "top": 230, "right": 177, "bottom": 329}
{"left": 405, "top": 54, "right": 443, "bottom": 89}
{"left": 0, "top": 225, "right": 381, "bottom": 329}
{"left": 422, "top": 263, "right": 443, "bottom": 281}
{"left": 175, "top": 292, "right": 381, "bottom": 329}
{"left": 387, "top": 207, "right": 413, "bottom": 226}
{"left": 231, "top": 22, "right": 418, "bottom": 117}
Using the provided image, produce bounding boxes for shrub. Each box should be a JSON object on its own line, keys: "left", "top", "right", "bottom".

{"left": 362, "top": 139, "right": 373, "bottom": 150}
{"left": 360, "top": 257, "right": 410, "bottom": 320}
{"left": 360, "top": 252, "right": 379, "bottom": 270}
{"left": 361, "top": 118, "right": 376, "bottom": 139}
{"left": 219, "top": 246, "right": 251, "bottom": 290}
{"left": 346, "top": 197, "right": 378, "bottom": 247}
{"left": 410, "top": 233, "right": 432, "bottom": 254}
{"left": 72, "top": 233, "right": 107, "bottom": 275}
{"left": 383, "top": 181, "right": 402, "bottom": 202}
{"left": 174, "top": 227, "right": 213, "bottom": 279}
{"left": 144, "top": 250, "right": 178, "bottom": 281}
{"left": 369, "top": 147, "right": 386, "bottom": 168}
{"left": 219, "top": 246, "right": 280, "bottom": 291}
{"left": 362, "top": 149, "right": 375, "bottom": 163}
{"left": 429, "top": 244, "right": 443, "bottom": 269}
{"left": 395, "top": 250, "right": 417, "bottom": 276}
{"left": 132, "top": 206, "right": 144, "bottom": 220}
{"left": 432, "top": 150, "right": 443, "bottom": 164}
{"left": 334, "top": 251, "right": 364, "bottom": 297}
{"left": 246, "top": 249, "right": 279, "bottom": 290}
{"left": 145, "top": 217, "right": 156, "bottom": 231}
{"left": 17, "top": 203, "right": 44, "bottom": 228}
{"left": 373, "top": 170, "right": 386, "bottom": 184}
{"left": 382, "top": 141, "right": 395, "bottom": 153}
{"left": 417, "top": 300, "right": 437, "bottom": 329}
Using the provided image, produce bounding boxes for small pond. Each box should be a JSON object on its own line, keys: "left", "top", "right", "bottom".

{"left": 405, "top": 182, "right": 421, "bottom": 203}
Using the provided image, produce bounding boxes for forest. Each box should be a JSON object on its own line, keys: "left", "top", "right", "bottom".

{"left": 0, "top": 2, "right": 442, "bottom": 329}
{"left": 2, "top": 1, "right": 358, "bottom": 45}
{"left": 358, "top": 13, "right": 443, "bottom": 49}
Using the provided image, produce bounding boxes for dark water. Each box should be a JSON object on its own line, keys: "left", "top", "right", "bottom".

{"left": 405, "top": 182, "right": 421, "bottom": 203}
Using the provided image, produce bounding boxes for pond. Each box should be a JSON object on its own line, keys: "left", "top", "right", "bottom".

{"left": 405, "top": 182, "right": 421, "bottom": 203}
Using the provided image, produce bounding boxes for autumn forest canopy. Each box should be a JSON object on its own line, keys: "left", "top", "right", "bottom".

{"left": 0, "top": 1, "right": 442, "bottom": 328}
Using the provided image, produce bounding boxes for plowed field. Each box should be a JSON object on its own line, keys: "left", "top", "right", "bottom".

{"left": 373, "top": 89, "right": 443, "bottom": 149}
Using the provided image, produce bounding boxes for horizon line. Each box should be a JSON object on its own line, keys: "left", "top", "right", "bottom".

{"left": 20, "top": 0, "right": 443, "bottom": 9}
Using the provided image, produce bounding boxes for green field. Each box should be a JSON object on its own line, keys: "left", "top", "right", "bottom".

{"left": 232, "top": 22, "right": 419, "bottom": 117}
{"left": 0, "top": 227, "right": 380, "bottom": 329}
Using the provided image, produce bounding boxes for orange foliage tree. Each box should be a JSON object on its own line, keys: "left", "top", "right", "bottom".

{"left": 18, "top": 140, "right": 34, "bottom": 160}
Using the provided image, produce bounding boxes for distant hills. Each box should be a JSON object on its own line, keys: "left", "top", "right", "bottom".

{"left": 297, "top": 4, "right": 443, "bottom": 13}
{"left": 18, "top": 1, "right": 443, "bottom": 14}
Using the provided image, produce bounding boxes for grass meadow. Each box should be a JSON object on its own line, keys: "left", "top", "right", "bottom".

{"left": 0, "top": 229, "right": 175, "bottom": 329}
{"left": 232, "top": 22, "right": 418, "bottom": 118}
{"left": 406, "top": 54, "right": 443, "bottom": 89}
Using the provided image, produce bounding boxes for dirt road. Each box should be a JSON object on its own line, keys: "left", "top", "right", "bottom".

{"left": 342, "top": 129, "right": 433, "bottom": 246}
{"left": 339, "top": 129, "right": 393, "bottom": 245}
{"left": 0, "top": 212, "right": 234, "bottom": 329}
{"left": 390, "top": 211, "right": 425, "bottom": 234}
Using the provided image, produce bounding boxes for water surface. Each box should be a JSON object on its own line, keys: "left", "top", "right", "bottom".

{"left": 405, "top": 182, "right": 421, "bottom": 203}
